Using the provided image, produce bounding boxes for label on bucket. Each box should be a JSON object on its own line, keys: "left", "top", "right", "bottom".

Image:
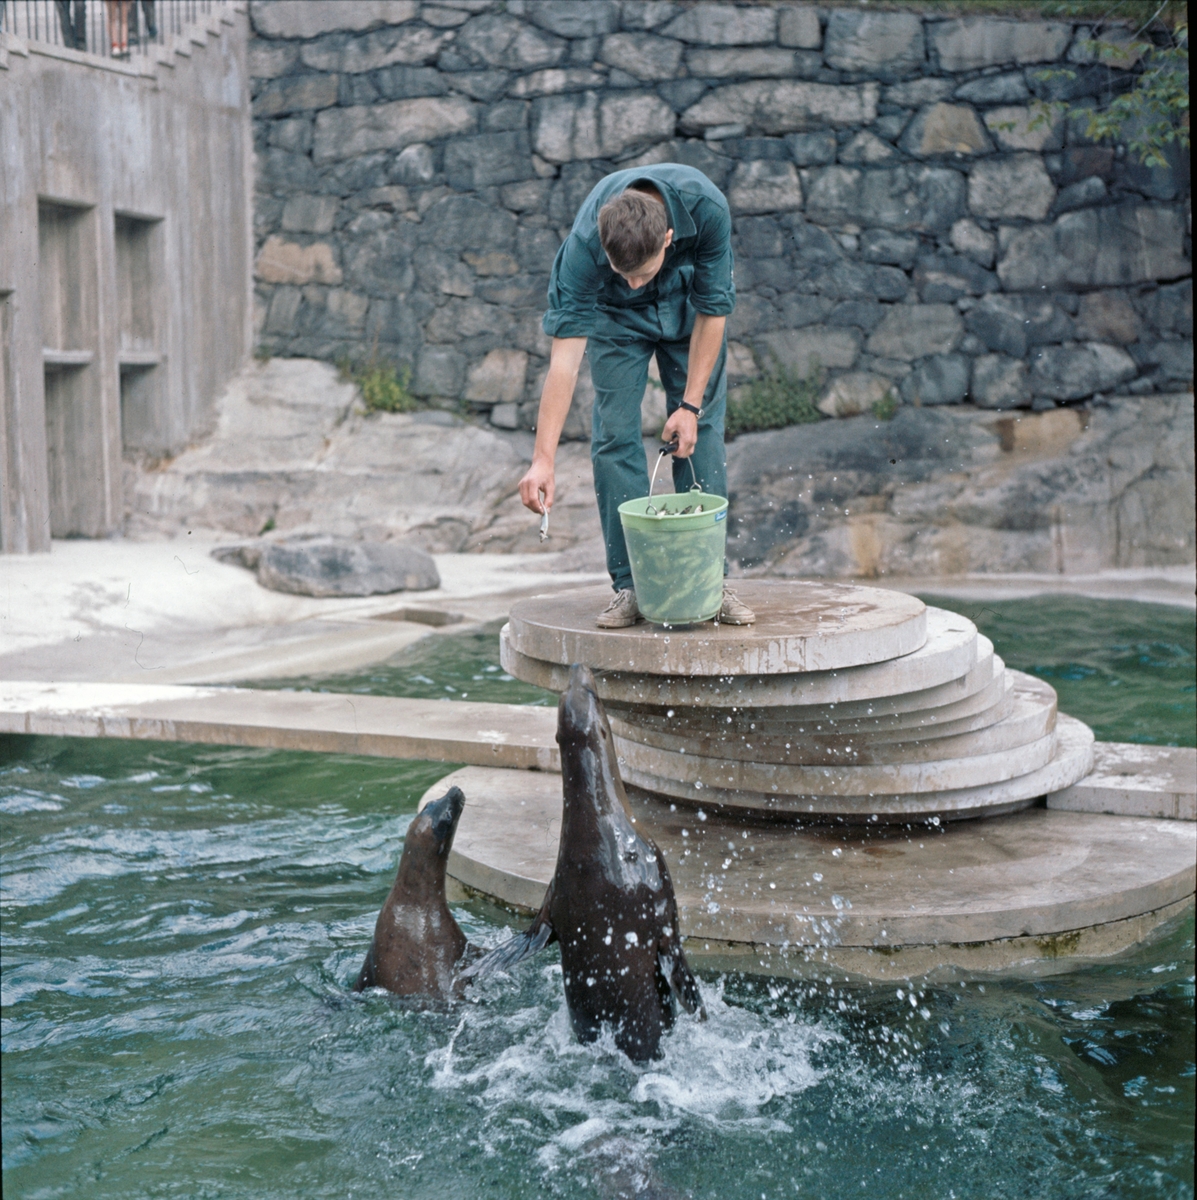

{"left": 715, "top": 510, "right": 726, "bottom": 521}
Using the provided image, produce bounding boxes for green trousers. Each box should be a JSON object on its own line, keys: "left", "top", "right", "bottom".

{"left": 588, "top": 326, "right": 727, "bottom": 592}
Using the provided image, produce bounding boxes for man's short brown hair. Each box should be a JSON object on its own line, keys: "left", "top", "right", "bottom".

{"left": 598, "top": 189, "right": 670, "bottom": 274}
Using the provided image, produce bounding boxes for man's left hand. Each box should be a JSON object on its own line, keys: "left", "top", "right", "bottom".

{"left": 661, "top": 407, "right": 698, "bottom": 458}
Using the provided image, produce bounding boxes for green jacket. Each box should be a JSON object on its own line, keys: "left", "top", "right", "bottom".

{"left": 543, "top": 163, "right": 736, "bottom": 344}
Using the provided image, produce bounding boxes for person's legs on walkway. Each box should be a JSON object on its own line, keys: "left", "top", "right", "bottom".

{"left": 588, "top": 334, "right": 655, "bottom": 592}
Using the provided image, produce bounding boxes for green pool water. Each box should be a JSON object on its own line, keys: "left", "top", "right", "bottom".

{"left": 2, "top": 596, "right": 1194, "bottom": 1198}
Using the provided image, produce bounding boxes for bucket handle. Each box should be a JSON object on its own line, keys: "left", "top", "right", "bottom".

{"left": 645, "top": 443, "right": 700, "bottom": 516}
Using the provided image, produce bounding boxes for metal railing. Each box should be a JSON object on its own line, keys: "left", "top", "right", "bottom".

{"left": 0, "top": 0, "right": 222, "bottom": 61}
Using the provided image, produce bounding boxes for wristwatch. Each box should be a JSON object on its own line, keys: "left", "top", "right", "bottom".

{"left": 678, "top": 400, "right": 702, "bottom": 418}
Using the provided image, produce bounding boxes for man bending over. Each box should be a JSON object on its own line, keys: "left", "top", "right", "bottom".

{"left": 517, "top": 162, "right": 755, "bottom": 629}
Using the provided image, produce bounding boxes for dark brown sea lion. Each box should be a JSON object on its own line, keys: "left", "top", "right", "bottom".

{"left": 463, "top": 665, "right": 704, "bottom": 1061}
{"left": 353, "top": 785, "right": 468, "bottom": 998}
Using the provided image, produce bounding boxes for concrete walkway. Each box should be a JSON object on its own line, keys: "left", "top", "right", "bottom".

{"left": 3, "top": 541, "right": 1191, "bottom": 688}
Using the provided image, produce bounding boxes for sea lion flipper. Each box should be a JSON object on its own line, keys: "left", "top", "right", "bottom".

{"left": 459, "top": 886, "right": 557, "bottom": 983}
{"left": 352, "top": 944, "right": 377, "bottom": 993}
{"left": 657, "top": 948, "right": 706, "bottom": 1020}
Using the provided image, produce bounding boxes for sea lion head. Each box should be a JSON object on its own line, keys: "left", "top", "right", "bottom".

{"left": 407, "top": 785, "right": 466, "bottom": 862}
{"left": 559, "top": 663, "right": 607, "bottom": 753}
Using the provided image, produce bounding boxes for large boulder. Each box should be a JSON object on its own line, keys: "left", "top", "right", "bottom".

{"left": 216, "top": 539, "right": 441, "bottom": 597}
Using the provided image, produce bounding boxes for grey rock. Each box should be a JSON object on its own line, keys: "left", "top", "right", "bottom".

{"left": 265, "top": 117, "right": 314, "bottom": 155}
{"left": 969, "top": 154, "right": 1055, "bottom": 220}
{"left": 983, "top": 104, "right": 1063, "bottom": 153}
{"left": 246, "top": 539, "right": 440, "bottom": 597}
{"left": 823, "top": 10, "right": 924, "bottom": 74}
{"left": 313, "top": 97, "right": 476, "bottom": 162}
{"left": 971, "top": 354, "right": 1030, "bottom": 408}
{"left": 619, "top": 2, "right": 680, "bottom": 32}
{"left": 660, "top": 4, "right": 776, "bottom": 45}
{"left": 735, "top": 216, "right": 785, "bottom": 258}
{"left": 899, "top": 102, "right": 992, "bottom": 157}
{"left": 657, "top": 79, "right": 710, "bottom": 111}
{"left": 785, "top": 130, "right": 837, "bottom": 166}
{"left": 531, "top": 90, "right": 675, "bottom": 162}
{"left": 861, "top": 229, "right": 920, "bottom": 269}
{"left": 455, "top": 13, "right": 566, "bottom": 69}
{"left": 414, "top": 344, "right": 466, "bottom": 396}
{"left": 423, "top": 194, "right": 517, "bottom": 252}
{"left": 790, "top": 219, "right": 843, "bottom": 264}
{"left": 1074, "top": 292, "right": 1141, "bottom": 344}
{"left": 953, "top": 72, "right": 1029, "bottom": 104}
{"left": 444, "top": 131, "right": 535, "bottom": 189}
{"left": 778, "top": 5, "right": 821, "bottom": 49}
{"left": 248, "top": 40, "right": 300, "bottom": 80}
{"left": 827, "top": 300, "right": 884, "bottom": 331}
{"left": 1058, "top": 145, "right": 1115, "bottom": 186}
{"left": 372, "top": 65, "right": 449, "bottom": 100}
{"left": 777, "top": 294, "right": 835, "bottom": 329}
{"left": 525, "top": 0, "right": 619, "bottom": 37}
{"left": 727, "top": 160, "right": 803, "bottom": 214}
{"left": 803, "top": 165, "right": 965, "bottom": 233}
{"left": 489, "top": 401, "right": 521, "bottom": 429}
{"left": 997, "top": 204, "right": 1190, "bottom": 291}
{"left": 838, "top": 131, "right": 897, "bottom": 164}
{"left": 1134, "top": 280, "right": 1192, "bottom": 339}
{"left": 900, "top": 353, "right": 970, "bottom": 406}
{"left": 281, "top": 194, "right": 340, "bottom": 234}
{"left": 449, "top": 71, "right": 513, "bottom": 102}
{"left": 818, "top": 371, "right": 896, "bottom": 418}
{"left": 251, "top": 1, "right": 420, "bottom": 39}
{"left": 392, "top": 143, "right": 437, "bottom": 184}
{"left": 1030, "top": 342, "right": 1138, "bottom": 400}
{"left": 881, "top": 77, "right": 953, "bottom": 108}
{"left": 510, "top": 68, "right": 607, "bottom": 97}
{"left": 948, "top": 218, "right": 995, "bottom": 267}
{"left": 867, "top": 304, "right": 964, "bottom": 361}
{"left": 682, "top": 80, "right": 878, "bottom": 134}
{"left": 481, "top": 100, "right": 530, "bottom": 132}
{"left": 914, "top": 254, "right": 998, "bottom": 303}
{"left": 931, "top": 18, "right": 1072, "bottom": 72}
{"left": 687, "top": 47, "right": 818, "bottom": 78}
{"left": 299, "top": 26, "right": 451, "bottom": 73}
{"left": 1132, "top": 341, "right": 1194, "bottom": 381}
{"left": 252, "top": 74, "right": 340, "bottom": 118}
{"left": 727, "top": 136, "right": 790, "bottom": 161}
{"left": 425, "top": 297, "right": 515, "bottom": 343}
{"left": 414, "top": 246, "right": 474, "bottom": 297}
{"left": 1054, "top": 175, "right": 1107, "bottom": 213}
{"left": 757, "top": 326, "right": 861, "bottom": 375}
{"left": 808, "top": 260, "right": 909, "bottom": 303}
{"left": 965, "top": 293, "right": 1071, "bottom": 359}
{"left": 600, "top": 33, "right": 683, "bottom": 79}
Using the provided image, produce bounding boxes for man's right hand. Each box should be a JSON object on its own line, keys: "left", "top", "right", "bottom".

{"left": 519, "top": 458, "right": 555, "bottom": 514}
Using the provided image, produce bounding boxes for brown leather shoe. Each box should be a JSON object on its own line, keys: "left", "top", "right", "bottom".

{"left": 596, "top": 588, "right": 641, "bottom": 629}
{"left": 716, "top": 587, "right": 755, "bottom": 625}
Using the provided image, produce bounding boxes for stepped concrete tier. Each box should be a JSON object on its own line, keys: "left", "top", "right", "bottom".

{"left": 502, "top": 581, "right": 1095, "bottom": 822}
{"left": 425, "top": 766, "right": 1195, "bottom": 979}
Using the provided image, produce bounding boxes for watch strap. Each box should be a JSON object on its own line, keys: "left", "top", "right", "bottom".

{"left": 678, "top": 400, "right": 702, "bottom": 417}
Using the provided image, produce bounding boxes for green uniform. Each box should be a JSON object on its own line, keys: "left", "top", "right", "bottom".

{"left": 543, "top": 163, "right": 736, "bottom": 591}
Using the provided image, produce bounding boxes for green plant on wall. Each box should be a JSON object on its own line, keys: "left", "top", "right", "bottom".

{"left": 339, "top": 358, "right": 420, "bottom": 414}
{"left": 1035, "top": 2, "right": 1188, "bottom": 167}
{"left": 725, "top": 356, "right": 824, "bottom": 440}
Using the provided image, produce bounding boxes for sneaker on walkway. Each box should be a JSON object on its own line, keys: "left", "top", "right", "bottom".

{"left": 596, "top": 588, "right": 641, "bottom": 629}
{"left": 716, "top": 587, "right": 755, "bottom": 625}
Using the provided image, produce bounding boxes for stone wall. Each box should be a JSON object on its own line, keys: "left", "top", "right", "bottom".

{"left": 248, "top": 0, "right": 1190, "bottom": 436}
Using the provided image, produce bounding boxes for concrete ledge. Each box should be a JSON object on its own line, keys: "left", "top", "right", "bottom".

{"left": 0, "top": 681, "right": 559, "bottom": 771}
{"left": 1049, "top": 742, "right": 1196, "bottom": 820}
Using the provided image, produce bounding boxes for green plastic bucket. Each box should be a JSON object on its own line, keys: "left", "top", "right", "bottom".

{"left": 618, "top": 453, "right": 728, "bottom": 626}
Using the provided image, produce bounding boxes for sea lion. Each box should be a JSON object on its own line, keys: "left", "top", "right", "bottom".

{"left": 353, "top": 785, "right": 468, "bottom": 999}
{"left": 463, "top": 664, "right": 704, "bottom": 1061}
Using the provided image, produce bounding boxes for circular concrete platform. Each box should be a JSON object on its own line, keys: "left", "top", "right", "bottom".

{"left": 507, "top": 581, "right": 927, "bottom": 675}
{"left": 502, "top": 607, "right": 979, "bottom": 709}
{"left": 425, "top": 765, "right": 1195, "bottom": 979}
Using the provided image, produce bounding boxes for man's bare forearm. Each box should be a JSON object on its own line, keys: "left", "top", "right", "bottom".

{"left": 683, "top": 314, "right": 726, "bottom": 410}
